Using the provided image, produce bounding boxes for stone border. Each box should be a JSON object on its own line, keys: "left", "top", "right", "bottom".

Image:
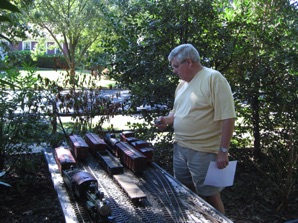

{"left": 43, "top": 148, "right": 78, "bottom": 223}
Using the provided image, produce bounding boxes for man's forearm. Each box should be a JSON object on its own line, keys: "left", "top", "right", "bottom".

{"left": 220, "top": 118, "right": 235, "bottom": 149}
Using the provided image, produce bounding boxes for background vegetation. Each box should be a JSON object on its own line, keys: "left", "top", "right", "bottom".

{"left": 0, "top": 0, "right": 297, "bottom": 222}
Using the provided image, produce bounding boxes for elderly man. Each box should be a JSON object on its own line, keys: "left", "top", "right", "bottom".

{"left": 156, "top": 44, "right": 236, "bottom": 214}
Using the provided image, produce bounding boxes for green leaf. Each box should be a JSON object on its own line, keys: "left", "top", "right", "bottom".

{"left": 0, "top": 16, "right": 12, "bottom": 22}
{"left": 0, "top": 0, "right": 20, "bottom": 13}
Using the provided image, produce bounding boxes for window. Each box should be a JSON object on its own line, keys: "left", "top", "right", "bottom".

{"left": 55, "top": 47, "right": 62, "bottom": 55}
{"left": 23, "top": 41, "right": 31, "bottom": 50}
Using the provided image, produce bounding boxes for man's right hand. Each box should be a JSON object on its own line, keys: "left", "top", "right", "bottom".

{"left": 154, "top": 117, "right": 167, "bottom": 130}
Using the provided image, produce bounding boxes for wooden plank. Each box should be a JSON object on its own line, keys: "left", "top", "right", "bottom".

{"left": 113, "top": 174, "right": 146, "bottom": 202}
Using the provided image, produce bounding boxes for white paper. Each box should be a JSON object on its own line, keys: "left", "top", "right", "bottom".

{"left": 204, "top": 161, "right": 237, "bottom": 187}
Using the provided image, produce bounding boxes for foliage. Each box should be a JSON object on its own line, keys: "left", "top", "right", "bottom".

{"left": 36, "top": 55, "right": 67, "bottom": 68}
{"left": 30, "top": 38, "right": 47, "bottom": 61}
{"left": 0, "top": 63, "right": 51, "bottom": 179}
{"left": 21, "top": 0, "right": 112, "bottom": 84}
{"left": 0, "top": 0, "right": 39, "bottom": 188}
{"left": 100, "top": 0, "right": 297, "bottom": 213}
{"left": 0, "top": 0, "right": 20, "bottom": 42}
{"left": 0, "top": 0, "right": 297, "bottom": 217}
{"left": 213, "top": 0, "right": 298, "bottom": 211}
{"left": 0, "top": 0, "right": 38, "bottom": 46}
{"left": 5, "top": 50, "right": 35, "bottom": 66}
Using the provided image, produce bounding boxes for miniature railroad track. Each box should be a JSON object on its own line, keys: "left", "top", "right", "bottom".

{"left": 70, "top": 196, "right": 92, "bottom": 223}
{"left": 44, "top": 148, "right": 233, "bottom": 223}
{"left": 141, "top": 167, "right": 188, "bottom": 223}
{"left": 83, "top": 154, "right": 229, "bottom": 223}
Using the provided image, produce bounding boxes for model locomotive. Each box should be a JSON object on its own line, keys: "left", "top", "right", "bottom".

{"left": 54, "top": 147, "right": 114, "bottom": 223}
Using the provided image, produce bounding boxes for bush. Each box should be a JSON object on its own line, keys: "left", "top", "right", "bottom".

{"left": 8, "top": 50, "right": 35, "bottom": 67}
{"left": 0, "top": 64, "right": 53, "bottom": 170}
{"left": 36, "top": 55, "right": 68, "bottom": 69}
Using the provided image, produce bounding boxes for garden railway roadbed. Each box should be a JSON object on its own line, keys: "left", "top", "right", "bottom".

{"left": 44, "top": 147, "right": 233, "bottom": 223}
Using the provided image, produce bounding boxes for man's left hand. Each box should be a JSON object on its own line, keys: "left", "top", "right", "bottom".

{"left": 216, "top": 152, "right": 229, "bottom": 169}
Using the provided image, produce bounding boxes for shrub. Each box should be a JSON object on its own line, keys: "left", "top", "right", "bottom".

{"left": 36, "top": 55, "right": 68, "bottom": 69}
{"left": 7, "top": 50, "right": 35, "bottom": 67}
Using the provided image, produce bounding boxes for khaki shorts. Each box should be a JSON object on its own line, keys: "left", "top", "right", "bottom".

{"left": 173, "top": 143, "right": 223, "bottom": 196}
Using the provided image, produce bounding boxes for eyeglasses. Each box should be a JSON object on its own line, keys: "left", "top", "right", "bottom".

{"left": 169, "top": 59, "right": 187, "bottom": 69}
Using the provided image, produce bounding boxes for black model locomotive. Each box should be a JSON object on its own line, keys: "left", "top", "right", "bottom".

{"left": 54, "top": 147, "right": 114, "bottom": 222}
{"left": 63, "top": 167, "right": 113, "bottom": 222}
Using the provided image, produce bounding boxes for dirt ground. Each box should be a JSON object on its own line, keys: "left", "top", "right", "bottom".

{"left": 0, "top": 153, "right": 64, "bottom": 223}
{"left": 0, "top": 152, "right": 297, "bottom": 223}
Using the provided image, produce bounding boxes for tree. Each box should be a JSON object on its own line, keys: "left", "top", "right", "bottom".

{"left": 101, "top": 0, "right": 297, "bottom": 212}
{"left": 214, "top": 0, "right": 297, "bottom": 153}
{"left": 22, "top": 0, "right": 110, "bottom": 84}
{"left": 103, "top": 0, "right": 225, "bottom": 110}
{"left": 212, "top": 0, "right": 298, "bottom": 211}
{"left": 0, "top": 0, "right": 20, "bottom": 42}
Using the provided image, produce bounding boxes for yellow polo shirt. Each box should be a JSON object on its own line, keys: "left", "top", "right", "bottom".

{"left": 172, "top": 67, "right": 236, "bottom": 153}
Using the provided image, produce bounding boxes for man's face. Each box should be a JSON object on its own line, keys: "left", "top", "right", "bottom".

{"left": 170, "top": 57, "right": 190, "bottom": 82}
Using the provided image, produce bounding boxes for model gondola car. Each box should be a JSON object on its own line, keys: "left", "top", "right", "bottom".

{"left": 130, "top": 140, "right": 154, "bottom": 163}
{"left": 120, "top": 131, "right": 154, "bottom": 163}
{"left": 119, "top": 130, "right": 135, "bottom": 141}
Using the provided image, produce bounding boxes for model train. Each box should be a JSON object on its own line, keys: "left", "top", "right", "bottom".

{"left": 104, "top": 131, "right": 154, "bottom": 166}
{"left": 119, "top": 131, "right": 154, "bottom": 164}
{"left": 54, "top": 146, "right": 114, "bottom": 223}
{"left": 68, "top": 134, "right": 89, "bottom": 161}
{"left": 85, "top": 132, "right": 147, "bottom": 202}
{"left": 63, "top": 131, "right": 152, "bottom": 202}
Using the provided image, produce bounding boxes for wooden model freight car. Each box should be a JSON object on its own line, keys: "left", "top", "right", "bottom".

{"left": 68, "top": 134, "right": 89, "bottom": 161}
{"left": 96, "top": 150, "right": 124, "bottom": 175}
{"left": 54, "top": 146, "right": 77, "bottom": 173}
{"left": 115, "top": 142, "right": 147, "bottom": 174}
{"left": 119, "top": 131, "right": 154, "bottom": 164}
{"left": 86, "top": 132, "right": 147, "bottom": 202}
{"left": 113, "top": 174, "right": 146, "bottom": 203}
{"left": 130, "top": 140, "right": 154, "bottom": 163}
{"left": 85, "top": 132, "right": 107, "bottom": 156}
{"left": 85, "top": 133, "right": 123, "bottom": 175}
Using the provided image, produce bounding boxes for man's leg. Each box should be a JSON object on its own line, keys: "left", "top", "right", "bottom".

{"left": 205, "top": 192, "right": 225, "bottom": 214}
{"left": 173, "top": 143, "right": 195, "bottom": 192}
